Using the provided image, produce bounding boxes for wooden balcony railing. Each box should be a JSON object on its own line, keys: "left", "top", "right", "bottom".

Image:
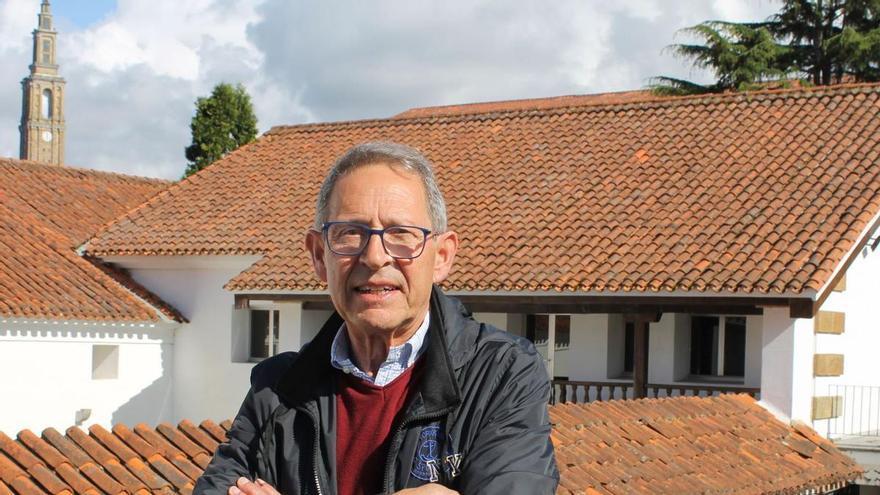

{"left": 550, "top": 379, "right": 760, "bottom": 404}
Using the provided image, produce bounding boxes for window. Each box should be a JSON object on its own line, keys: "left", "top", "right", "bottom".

{"left": 690, "top": 316, "right": 745, "bottom": 377}
{"left": 42, "top": 39, "right": 51, "bottom": 64}
{"left": 249, "top": 309, "right": 280, "bottom": 361}
{"left": 526, "top": 314, "right": 570, "bottom": 347}
{"left": 623, "top": 321, "right": 635, "bottom": 373}
{"left": 41, "top": 89, "right": 53, "bottom": 119}
{"left": 92, "top": 345, "right": 119, "bottom": 379}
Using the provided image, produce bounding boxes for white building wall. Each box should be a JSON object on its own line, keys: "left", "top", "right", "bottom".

{"left": 119, "top": 257, "right": 260, "bottom": 423}
{"left": 759, "top": 307, "right": 814, "bottom": 423}
{"left": 114, "top": 255, "right": 340, "bottom": 425}
{"left": 301, "top": 308, "right": 334, "bottom": 344}
{"left": 0, "top": 320, "right": 174, "bottom": 433}
{"left": 472, "top": 312, "right": 507, "bottom": 330}
{"left": 647, "top": 313, "right": 676, "bottom": 384}
{"left": 558, "top": 314, "right": 608, "bottom": 381}
{"left": 745, "top": 315, "right": 763, "bottom": 388}
{"left": 813, "top": 241, "right": 880, "bottom": 436}
{"left": 818, "top": 243, "right": 880, "bottom": 387}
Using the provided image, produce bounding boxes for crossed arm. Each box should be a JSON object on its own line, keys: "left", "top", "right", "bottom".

{"left": 228, "top": 477, "right": 458, "bottom": 495}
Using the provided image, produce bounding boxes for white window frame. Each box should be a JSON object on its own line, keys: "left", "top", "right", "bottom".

{"left": 248, "top": 303, "right": 280, "bottom": 362}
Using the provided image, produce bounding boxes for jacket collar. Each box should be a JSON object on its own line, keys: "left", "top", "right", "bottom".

{"left": 276, "top": 285, "right": 466, "bottom": 413}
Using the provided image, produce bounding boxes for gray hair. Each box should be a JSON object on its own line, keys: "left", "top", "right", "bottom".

{"left": 313, "top": 141, "right": 448, "bottom": 232}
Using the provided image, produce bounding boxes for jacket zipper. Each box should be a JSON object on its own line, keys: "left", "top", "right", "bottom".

{"left": 298, "top": 406, "right": 325, "bottom": 495}
{"left": 382, "top": 408, "right": 455, "bottom": 494}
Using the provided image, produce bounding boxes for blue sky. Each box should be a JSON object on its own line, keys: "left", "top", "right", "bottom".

{"left": 51, "top": 0, "right": 116, "bottom": 28}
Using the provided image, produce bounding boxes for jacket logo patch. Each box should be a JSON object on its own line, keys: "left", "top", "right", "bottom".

{"left": 411, "top": 425, "right": 441, "bottom": 481}
{"left": 411, "top": 426, "right": 464, "bottom": 482}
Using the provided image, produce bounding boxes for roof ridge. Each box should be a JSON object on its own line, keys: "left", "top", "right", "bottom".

{"left": 391, "top": 89, "right": 655, "bottom": 118}
{"left": 266, "top": 82, "right": 880, "bottom": 135}
{"left": 0, "top": 157, "right": 172, "bottom": 185}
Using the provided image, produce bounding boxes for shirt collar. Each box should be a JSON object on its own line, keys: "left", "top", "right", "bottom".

{"left": 330, "top": 311, "right": 430, "bottom": 387}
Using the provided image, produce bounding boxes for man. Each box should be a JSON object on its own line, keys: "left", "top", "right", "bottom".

{"left": 194, "top": 142, "right": 558, "bottom": 495}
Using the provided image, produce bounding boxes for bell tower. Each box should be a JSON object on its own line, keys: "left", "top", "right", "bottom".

{"left": 19, "top": 0, "right": 66, "bottom": 165}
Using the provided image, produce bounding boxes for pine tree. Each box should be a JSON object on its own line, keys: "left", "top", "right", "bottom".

{"left": 184, "top": 83, "right": 258, "bottom": 178}
{"left": 653, "top": 0, "right": 880, "bottom": 94}
{"left": 652, "top": 21, "right": 789, "bottom": 95}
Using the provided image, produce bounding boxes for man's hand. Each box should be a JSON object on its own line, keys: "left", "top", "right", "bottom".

{"left": 394, "top": 483, "right": 459, "bottom": 494}
{"left": 228, "top": 477, "right": 280, "bottom": 495}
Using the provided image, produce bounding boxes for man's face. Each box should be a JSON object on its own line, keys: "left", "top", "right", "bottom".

{"left": 305, "top": 162, "right": 458, "bottom": 341}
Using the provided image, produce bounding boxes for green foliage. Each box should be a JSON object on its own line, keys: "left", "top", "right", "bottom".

{"left": 660, "top": 21, "right": 789, "bottom": 91}
{"left": 654, "top": 0, "right": 880, "bottom": 95}
{"left": 184, "top": 83, "right": 258, "bottom": 178}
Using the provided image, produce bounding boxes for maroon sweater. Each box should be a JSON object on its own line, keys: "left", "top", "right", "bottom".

{"left": 335, "top": 360, "right": 423, "bottom": 495}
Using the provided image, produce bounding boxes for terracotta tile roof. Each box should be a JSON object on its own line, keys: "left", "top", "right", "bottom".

{"left": 0, "top": 419, "right": 230, "bottom": 495}
{"left": 0, "top": 396, "right": 860, "bottom": 494}
{"left": 83, "top": 84, "right": 880, "bottom": 296}
{"left": 551, "top": 394, "right": 862, "bottom": 495}
{"left": 0, "top": 158, "right": 183, "bottom": 322}
{"left": 392, "top": 90, "right": 659, "bottom": 119}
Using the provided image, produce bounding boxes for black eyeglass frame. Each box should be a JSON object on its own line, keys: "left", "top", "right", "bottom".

{"left": 321, "top": 221, "right": 434, "bottom": 259}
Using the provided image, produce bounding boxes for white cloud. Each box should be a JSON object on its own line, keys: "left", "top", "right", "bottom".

{"left": 0, "top": 0, "right": 32, "bottom": 51}
{"left": 0, "top": 0, "right": 781, "bottom": 179}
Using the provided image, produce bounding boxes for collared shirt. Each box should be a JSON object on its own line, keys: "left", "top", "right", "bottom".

{"left": 330, "top": 312, "right": 430, "bottom": 387}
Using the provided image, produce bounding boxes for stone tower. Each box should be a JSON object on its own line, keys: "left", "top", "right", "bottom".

{"left": 19, "top": 0, "right": 65, "bottom": 165}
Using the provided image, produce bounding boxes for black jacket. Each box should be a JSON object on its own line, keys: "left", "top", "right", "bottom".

{"left": 194, "top": 287, "right": 559, "bottom": 494}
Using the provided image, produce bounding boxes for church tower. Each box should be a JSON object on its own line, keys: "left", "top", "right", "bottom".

{"left": 19, "top": 0, "right": 66, "bottom": 165}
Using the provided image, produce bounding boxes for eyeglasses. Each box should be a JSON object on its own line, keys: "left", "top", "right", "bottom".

{"left": 322, "top": 221, "right": 434, "bottom": 259}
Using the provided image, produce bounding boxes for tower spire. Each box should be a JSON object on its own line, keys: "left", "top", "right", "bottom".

{"left": 19, "top": 0, "right": 66, "bottom": 165}
{"left": 38, "top": 0, "right": 53, "bottom": 32}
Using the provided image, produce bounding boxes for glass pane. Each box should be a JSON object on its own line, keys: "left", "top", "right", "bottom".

{"left": 328, "top": 223, "right": 366, "bottom": 253}
{"left": 250, "top": 310, "right": 269, "bottom": 359}
{"left": 272, "top": 310, "right": 280, "bottom": 356}
{"left": 556, "top": 315, "right": 571, "bottom": 347}
{"left": 526, "top": 314, "right": 549, "bottom": 344}
{"left": 624, "top": 322, "right": 634, "bottom": 373}
{"left": 690, "top": 316, "right": 719, "bottom": 375}
{"left": 723, "top": 317, "right": 746, "bottom": 376}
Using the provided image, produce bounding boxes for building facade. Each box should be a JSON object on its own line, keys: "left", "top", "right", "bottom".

{"left": 81, "top": 84, "right": 880, "bottom": 440}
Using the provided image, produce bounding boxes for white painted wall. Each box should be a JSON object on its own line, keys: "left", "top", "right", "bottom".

{"left": 673, "top": 314, "right": 691, "bottom": 383}
{"left": 565, "top": 314, "right": 610, "bottom": 381}
{"left": 0, "top": 320, "right": 174, "bottom": 433}
{"left": 301, "top": 309, "right": 334, "bottom": 344}
{"left": 472, "top": 312, "right": 507, "bottom": 330}
{"left": 759, "top": 307, "right": 814, "bottom": 423}
{"left": 106, "top": 256, "right": 263, "bottom": 424}
{"left": 647, "top": 313, "right": 676, "bottom": 383}
{"left": 813, "top": 242, "right": 880, "bottom": 436}
{"left": 111, "top": 255, "right": 338, "bottom": 425}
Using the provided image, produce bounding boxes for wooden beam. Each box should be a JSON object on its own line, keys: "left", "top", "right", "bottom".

{"left": 789, "top": 298, "right": 815, "bottom": 319}
{"left": 233, "top": 292, "right": 812, "bottom": 317}
{"left": 234, "top": 293, "right": 330, "bottom": 309}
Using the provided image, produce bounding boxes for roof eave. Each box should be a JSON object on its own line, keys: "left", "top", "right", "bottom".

{"left": 231, "top": 289, "right": 816, "bottom": 317}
